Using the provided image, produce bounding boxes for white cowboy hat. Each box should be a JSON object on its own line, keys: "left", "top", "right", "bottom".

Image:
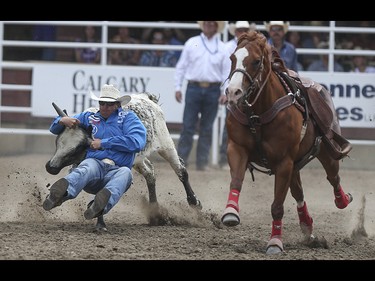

{"left": 228, "top": 21, "right": 256, "bottom": 36}
{"left": 197, "top": 21, "right": 225, "bottom": 34}
{"left": 90, "top": 84, "right": 131, "bottom": 105}
{"left": 264, "top": 21, "right": 290, "bottom": 33}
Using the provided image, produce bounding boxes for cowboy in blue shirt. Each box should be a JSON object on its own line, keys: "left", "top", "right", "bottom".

{"left": 43, "top": 84, "right": 147, "bottom": 220}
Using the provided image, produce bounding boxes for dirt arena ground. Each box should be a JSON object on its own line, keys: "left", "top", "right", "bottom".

{"left": 0, "top": 153, "right": 374, "bottom": 264}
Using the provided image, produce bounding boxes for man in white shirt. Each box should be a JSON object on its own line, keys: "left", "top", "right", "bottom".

{"left": 174, "top": 21, "right": 231, "bottom": 171}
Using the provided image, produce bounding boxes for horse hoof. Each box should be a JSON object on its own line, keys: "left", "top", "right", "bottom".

{"left": 266, "top": 245, "right": 283, "bottom": 255}
{"left": 300, "top": 223, "right": 313, "bottom": 237}
{"left": 222, "top": 213, "right": 240, "bottom": 226}
{"left": 221, "top": 207, "right": 240, "bottom": 226}
{"left": 266, "top": 237, "right": 284, "bottom": 254}
{"left": 348, "top": 193, "right": 353, "bottom": 203}
{"left": 335, "top": 192, "right": 353, "bottom": 209}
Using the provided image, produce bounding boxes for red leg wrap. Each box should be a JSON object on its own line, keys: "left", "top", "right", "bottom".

{"left": 297, "top": 201, "right": 313, "bottom": 226}
{"left": 334, "top": 185, "right": 351, "bottom": 209}
{"left": 271, "top": 220, "right": 282, "bottom": 239}
{"left": 297, "top": 201, "right": 313, "bottom": 236}
{"left": 226, "top": 189, "right": 240, "bottom": 212}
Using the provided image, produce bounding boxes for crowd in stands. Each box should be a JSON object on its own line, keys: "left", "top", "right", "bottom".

{"left": 3, "top": 21, "right": 375, "bottom": 72}
{"left": 74, "top": 25, "right": 101, "bottom": 64}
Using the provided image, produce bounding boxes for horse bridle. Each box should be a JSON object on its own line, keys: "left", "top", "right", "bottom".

{"left": 227, "top": 54, "right": 272, "bottom": 108}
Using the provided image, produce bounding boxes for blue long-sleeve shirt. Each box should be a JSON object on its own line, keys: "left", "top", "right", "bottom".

{"left": 267, "top": 38, "right": 299, "bottom": 72}
{"left": 50, "top": 107, "right": 147, "bottom": 168}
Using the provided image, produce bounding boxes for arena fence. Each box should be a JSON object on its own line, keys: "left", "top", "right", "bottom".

{"left": 0, "top": 21, "right": 374, "bottom": 164}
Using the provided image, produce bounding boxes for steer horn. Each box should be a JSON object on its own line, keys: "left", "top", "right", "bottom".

{"left": 52, "top": 102, "right": 68, "bottom": 117}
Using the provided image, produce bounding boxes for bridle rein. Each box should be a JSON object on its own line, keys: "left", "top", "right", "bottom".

{"left": 226, "top": 47, "right": 307, "bottom": 174}
{"left": 227, "top": 53, "right": 272, "bottom": 109}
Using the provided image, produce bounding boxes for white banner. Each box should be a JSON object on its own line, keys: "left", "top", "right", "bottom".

{"left": 31, "top": 64, "right": 186, "bottom": 123}
{"left": 301, "top": 71, "right": 375, "bottom": 128}
{"left": 32, "top": 64, "right": 375, "bottom": 128}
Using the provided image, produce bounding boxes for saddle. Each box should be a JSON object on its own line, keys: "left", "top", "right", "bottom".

{"left": 284, "top": 70, "right": 352, "bottom": 160}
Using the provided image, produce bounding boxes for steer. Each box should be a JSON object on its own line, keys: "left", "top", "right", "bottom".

{"left": 45, "top": 92, "right": 202, "bottom": 230}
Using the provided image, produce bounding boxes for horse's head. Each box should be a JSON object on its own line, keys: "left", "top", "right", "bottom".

{"left": 45, "top": 102, "right": 93, "bottom": 175}
{"left": 226, "top": 31, "right": 273, "bottom": 106}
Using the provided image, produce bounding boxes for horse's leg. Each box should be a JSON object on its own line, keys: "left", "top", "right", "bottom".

{"left": 221, "top": 144, "right": 247, "bottom": 227}
{"left": 266, "top": 162, "right": 294, "bottom": 254}
{"left": 289, "top": 170, "right": 313, "bottom": 238}
{"left": 157, "top": 149, "right": 202, "bottom": 210}
{"left": 317, "top": 145, "right": 353, "bottom": 209}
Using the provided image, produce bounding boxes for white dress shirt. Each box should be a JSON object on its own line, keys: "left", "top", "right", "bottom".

{"left": 174, "top": 32, "right": 231, "bottom": 92}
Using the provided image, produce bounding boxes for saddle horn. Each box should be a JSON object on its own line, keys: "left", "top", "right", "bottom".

{"left": 52, "top": 102, "right": 68, "bottom": 117}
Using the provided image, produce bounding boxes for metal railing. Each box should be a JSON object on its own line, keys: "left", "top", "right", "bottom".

{"left": 1, "top": 21, "right": 374, "bottom": 161}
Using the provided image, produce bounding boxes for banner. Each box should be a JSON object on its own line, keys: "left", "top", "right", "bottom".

{"left": 32, "top": 64, "right": 375, "bottom": 128}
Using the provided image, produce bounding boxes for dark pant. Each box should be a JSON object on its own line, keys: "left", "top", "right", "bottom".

{"left": 177, "top": 83, "right": 221, "bottom": 168}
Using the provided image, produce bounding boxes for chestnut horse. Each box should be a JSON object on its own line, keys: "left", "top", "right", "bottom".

{"left": 221, "top": 31, "right": 353, "bottom": 254}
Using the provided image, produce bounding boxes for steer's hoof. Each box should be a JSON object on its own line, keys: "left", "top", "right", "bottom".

{"left": 94, "top": 215, "right": 108, "bottom": 232}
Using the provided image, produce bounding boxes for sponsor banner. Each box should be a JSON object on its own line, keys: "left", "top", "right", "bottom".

{"left": 301, "top": 71, "right": 375, "bottom": 128}
{"left": 32, "top": 64, "right": 185, "bottom": 123}
{"left": 32, "top": 64, "right": 375, "bottom": 128}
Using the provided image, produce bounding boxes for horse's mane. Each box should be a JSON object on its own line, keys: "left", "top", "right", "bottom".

{"left": 237, "top": 30, "right": 266, "bottom": 49}
{"left": 270, "top": 47, "right": 288, "bottom": 73}
{"left": 237, "top": 31, "right": 288, "bottom": 73}
{"left": 237, "top": 31, "right": 273, "bottom": 66}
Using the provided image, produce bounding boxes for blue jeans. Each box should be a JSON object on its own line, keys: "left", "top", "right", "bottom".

{"left": 177, "top": 83, "right": 221, "bottom": 168}
{"left": 63, "top": 158, "right": 133, "bottom": 215}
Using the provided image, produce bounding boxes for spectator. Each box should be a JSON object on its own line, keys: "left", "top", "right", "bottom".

{"left": 347, "top": 21, "right": 375, "bottom": 51}
{"left": 286, "top": 31, "right": 304, "bottom": 71}
{"left": 42, "top": 84, "right": 147, "bottom": 220}
{"left": 163, "top": 26, "right": 186, "bottom": 62}
{"left": 300, "top": 21, "right": 327, "bottom": 69}
{"left": 174, "top": 21, "right": 231, "bottom": 171}
{"left": 351, "top": 46, "right": 375, "bottom": 73}
{"left": 225, "top": 21, "right": 256, "bottom": 56}
{"left": 307, "top": 41, "right": 344, "bottom": 72}
{"left": 219, "top": 21, "right": 256, "bottom": 170}
{"left": 264, "top": 21, "right": 299, "bottom": 72}
{"left": 33, "top": 25, "right": 56, "bottom": 61}
{"left": 75, "top": 25, "right": 101, "bottom": 64}
{"left": 108, "top": 27, "right": 141, "bottom": 65}
{"left": 139, "top": 29, "right": 177, "bottom": 67}
{"left": 108, "top": 34, "right": 123, "bottom": 65}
